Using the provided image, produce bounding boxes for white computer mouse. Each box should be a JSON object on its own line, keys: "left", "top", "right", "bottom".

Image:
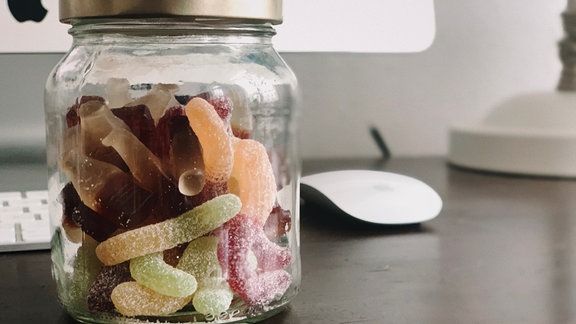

{"left": 300, "top": 170, "right": 442, "bottom": 225}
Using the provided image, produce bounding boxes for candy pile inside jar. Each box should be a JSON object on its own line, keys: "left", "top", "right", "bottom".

{"left": 59, "top": 79, "right": 293, "bottom": 318}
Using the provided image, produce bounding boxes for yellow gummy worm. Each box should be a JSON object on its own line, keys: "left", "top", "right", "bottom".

{"left": 111, "top": 281, "right": 192, "bottom": 316}
{"left": 96, "top": 194, "right": 241, "bottom": 266}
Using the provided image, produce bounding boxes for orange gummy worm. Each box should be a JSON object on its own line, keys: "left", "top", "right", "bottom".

{"left": 111, "top": 281, "right": 192, "bottom": 316}
{"left": 229, "top": 139, "right": 277, "bottom": 226}
{"left": 185, "top": 97, "right": 233, "bottom": 183}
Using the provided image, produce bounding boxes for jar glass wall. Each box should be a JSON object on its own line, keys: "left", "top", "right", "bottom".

{"left": 45, "top": 19, "right": 300, "bottom": 323}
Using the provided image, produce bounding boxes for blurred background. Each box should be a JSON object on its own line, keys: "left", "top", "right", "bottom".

{"left": 0, "top": 1, "right": 567, "bottom": 161}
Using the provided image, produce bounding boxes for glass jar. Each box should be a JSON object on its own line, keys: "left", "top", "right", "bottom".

{"left": 45, "top": 1, "right": 300, "bottom": 323}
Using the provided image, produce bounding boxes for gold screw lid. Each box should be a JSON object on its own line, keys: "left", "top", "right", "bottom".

{"left": 60, "top": 0, "right": 283, "bottom": 24}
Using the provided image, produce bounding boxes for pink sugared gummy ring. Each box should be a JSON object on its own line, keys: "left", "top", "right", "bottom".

{"left": 217, "top": 214, "right": 291, "bottom": 306}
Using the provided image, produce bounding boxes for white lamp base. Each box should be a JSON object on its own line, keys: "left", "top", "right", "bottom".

{"left": 448, "top": 91, "right": 576, "bottom": 177}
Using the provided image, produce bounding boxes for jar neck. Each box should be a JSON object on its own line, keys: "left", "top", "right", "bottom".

{"left": 68, "top": 18, "right": 277, "bottom": 45}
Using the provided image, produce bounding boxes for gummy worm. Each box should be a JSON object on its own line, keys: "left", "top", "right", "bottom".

{"left": 130, "top": 252, "right": 197, "bottom": 298}
{"left": 178, "top": 236, "right": 233, "bottom": 315}
{"left": 229, "top": 138, "right": 277, "bottom": 226}
{"left": 185, "top": 97, "right": 233, "bottom": 183}
{"left": 218, "top": 214, "right": 292, "bottom": 306}
{"left": 96, "top": 194, "right": 241, "bottom": 266}
{"left": 111, "top": 281, "right": 192, "bottom": 317}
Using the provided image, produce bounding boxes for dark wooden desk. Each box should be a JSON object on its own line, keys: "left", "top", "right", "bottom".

{"left": 2, "top": 157, "right": 576, "bottom": 323}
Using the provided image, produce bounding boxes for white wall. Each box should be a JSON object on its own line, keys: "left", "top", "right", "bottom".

{"left": 0, "top": 1, "right": 567, "bottom": 160}
{"left": 284, "top": 0, "right": 566, "bottom": 158}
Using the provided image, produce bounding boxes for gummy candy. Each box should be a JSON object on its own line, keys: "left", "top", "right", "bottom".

{"left": 165, "top": 115, "right": 205, "bottom": 196}
{"left": 61, "top": 147, "right": 155, "bottom": 229}
{"left": 111, "top": 281, "right": 192, "bottom": 317}
{"left": 58, "top": 86, "right": 295, "bottom": 318}
{"left": 163, "top": 243, "right": 188, "bottom": 267}
{"left": 60, "top": 182, "right": 117, "bottom": 242}
{"left": 154, "top": 106, "right": 186, "bottom": 160}
{"left": 229, "top": 139, "right": 277, "bottom": 226}
{"left": 78, "top": 100, "right": 130, "bottom": 150}
{"left": 65, "top": 96, "right": 106, "bottom": 128}
{"left": 68, "top": 237, "right": 102, "bottom": 312}
{"left": 196, "top": 86, "right": 234, "bottom": 128}
{"left": 178, "top": 236, "right": 234, "bottom": 315}
{"left": 192, "top": 279, "right": 234, "bottom": 316}
{"left": 102, "top": 127, "right": 167, "bottom": 193}
{"left": 189, "top": 180, "right": 228, "bottom": 207}
{"left": 96, "top": 193, "right": 242, "bottom": 266}
{"left": 150, "top": 179, "right": 191, "bottom": 222}
{"left": 106, "top": 78, "right": 132, "bottom": 108}
{"left": 185, "top": 97, "right": 233, "bottom": 183}
{"left": 178, "top": 236, "right": 222, "bottom": 278}
{"left": 87, "top": 262, "right": 133, "bottom": 313}
{"left": 128, "top": 84, "right": 180, "bottom": 125}
{"left": 218, "top": 214, "right": 292, "bottom": 305}
{"left": 111, "top": 104, "right": 156, "bottom": 153}
{"left": 225, "top": 85, "right": 253, "bottom": 139}
{"left": 264, "top": 205, "right": 292, "bottom": 240}
{"left": 130, "top": 252, "right": 197, "bottom": 297}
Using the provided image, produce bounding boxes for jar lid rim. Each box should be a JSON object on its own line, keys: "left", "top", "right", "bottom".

{"left": 59, "top": 0, "right": 283, "bottom": 24}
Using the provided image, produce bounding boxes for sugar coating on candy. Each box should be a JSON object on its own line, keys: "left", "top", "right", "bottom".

{"left": 96, "top": 194, "right": 242, "bottom": 266}
{"left": 218, "top": 214, "right": 292, "bottom": 305}
{"left": 190, "top": 180, "right": 228, "bottom": 207}
{"left": 229, "top": 139, "right": 277, "bottom": 226}
{"left": 192, "top": 281, "right": 234, "bottom": 316}
{"left": 102, "top": 127, "right": 167, "bottom": 192}
{"left": 178, "top": 237, "right": 233, "bottom": 315}
{"left": 185, "top": 97, "right": 233, "bottom": 183}
{"left": 111, "top": 281, "right": 192, "bottom": 317}
{"left": 177, "top": 236, "right": 222, "bottom": 278}
{"left": 264, "top": 205, "right": 292, "bottom": 240}
{"left": 87, "top": 262, "right": 133, "bottom": 313}
{"left": 195, "top": 87, "right": 234, "bottom": 136}
{"left": 130, "top": 252, "right": 197, "bottom": 297}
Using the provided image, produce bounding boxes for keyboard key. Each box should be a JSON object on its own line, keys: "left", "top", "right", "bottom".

{"left": 25, "top": 190, "right": 49, "bottom": 199}
{"left": 0, "top": 213, "right": 37, "bottom": 224}
{"left": 0, "top": 191, "right": 23, "bottom": 200}
{"left": 0, "top": 190, "right": 51, "bottom": 252}
{"left": 0, "top": 224, "right": 15, "bottom": 243}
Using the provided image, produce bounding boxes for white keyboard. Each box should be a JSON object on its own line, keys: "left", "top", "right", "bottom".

{"left": 0, "top": 190, "right": 51, "bottom": 252}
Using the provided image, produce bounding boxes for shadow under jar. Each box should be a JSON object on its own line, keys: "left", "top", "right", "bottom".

{"left": 44, "top": 1, "right": 301, "bottom": 323}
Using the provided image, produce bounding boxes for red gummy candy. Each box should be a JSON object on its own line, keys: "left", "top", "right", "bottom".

{"left": 196, "top": 88, "right": 233, "bottom": 123}
{"left": 189, "top": 180, "right": 227, "bottom": 207}
{"left": 217, "top": 214, "right": 291, "bottom": 306}
{"left": 263, "top": 205, "right": 292, "bottom": 240}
